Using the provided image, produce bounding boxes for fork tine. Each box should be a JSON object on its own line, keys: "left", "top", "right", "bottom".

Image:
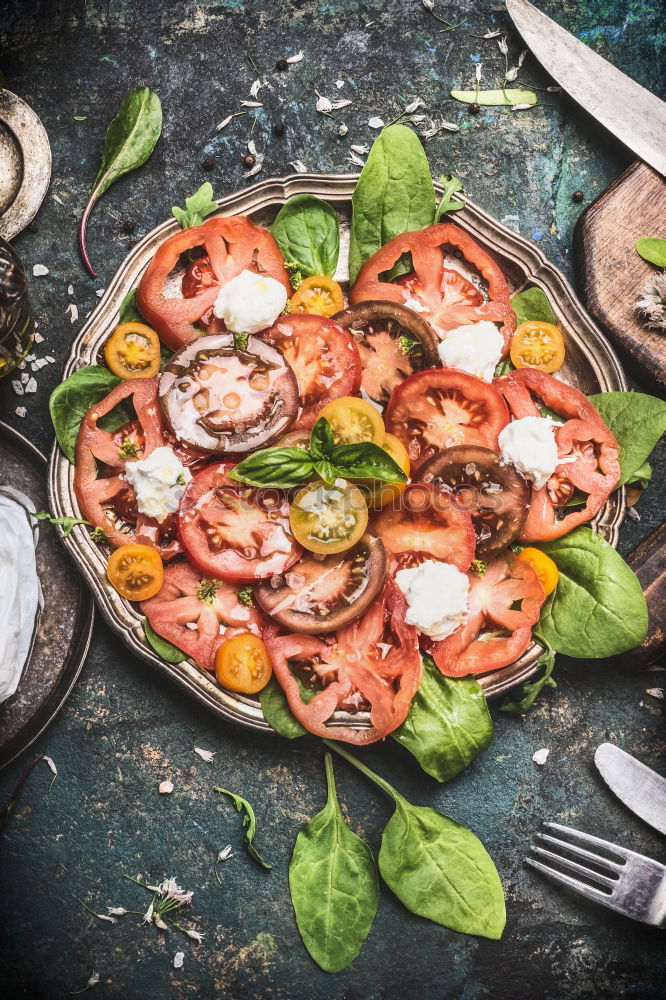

{"left": 536, "top": 833, "right": 625, "bottom": 874}
{"left": 543, "top": 822, "right": 629, "bottom": 862}
{"left": 530, "top": 845, "right": 617, "bottom": 889}
{"left": 525, "top": 858, "right": 613, "bottom": 903}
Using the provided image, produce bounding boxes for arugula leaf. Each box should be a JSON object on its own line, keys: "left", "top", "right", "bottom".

{"left": 214, "top": 787, "right": 272, "bottom": 869}
{"left": 49, "top": 365, "right": 126, "bottom": 463}
{"left": 510, "top": 287, "right": 556, "bottom": 327}
{"left": 143, "top": 618, "right": 185, "bottom": 664}
{"left": 635, "top": 237, "right": 666, "bottom": 268}
{"left": 258, "top": 678, "right": 307, "bottom": 739}
{"left": 79, "top": 87, "right": 162, "bottom": 277}
{"left": 272, "top": 194, "right": 340, "bottom": 278}
{"left": 451, "top": 88, "right": 537, "bottom": 106}
{"left": 34, "top": 512, "right": 90, "bottom": 537}
{"left": 588, "top": 391, "right": 666, "bottom": 488}
{"left": 172, "top": 181, "right": 218, "bottom": 229}
{"left": 330, "top": 442, "right": 408, "bottom": 483}
{"left": 229, "top": 448, "right": 316, "bottom": 488}
{"left": 435, "top": 174, "right": 465, "bottom": 220}
{"left": 118, "top": 287, "right": 143, "bottom": 323}
{"left": 500, "top": 637, "right": 556, "bottom": 715}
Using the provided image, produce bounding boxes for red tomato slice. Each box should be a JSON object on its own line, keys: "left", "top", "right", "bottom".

{"left": 141, "top": 561, "right": 265, "bottom": 671}
{"left": 181, "top": 254, "right": 222, "bottom": 332}
{"left": 264, "top": 577, "right": 422, "bottom": 745}
{"left": 371, "top": 483, "right": 475, "bottom": 572}
{"left": 350, "top": 223, "right": 515, "bottom": 347}
{"left": 260, "top": 314, "right": 362, "bottom": 431}
{"left": 74, "top": 377, "right": 184, "bottom": 559}
{"left": 136, "top": 217, "right": 292, "bottom": 351}
{"left": 431, "top": 552, "right": 546, "bottom": 677}
{"left": 385, "top": 368, "right": 510, "bottom": 467}
{"left": 178, "top": 462, "right": 301, "bottom": 582}
{"left": 496, "top": 368, "right": 621, "bottom": 541}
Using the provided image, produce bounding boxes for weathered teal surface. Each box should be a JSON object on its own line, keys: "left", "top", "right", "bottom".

{"left": 0, "top": 2, "right": 664, "bottom": 998}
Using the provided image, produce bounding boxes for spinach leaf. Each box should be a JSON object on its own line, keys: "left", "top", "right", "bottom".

{"left": 500, "top": 637, "right": 556, "bottom": 715}
{"left": 49, "top": 365, "right": 125, "bottom": 463}
{"left": 172, "top": 182, "right": 218, "bottom": 230}
{"left": 34, "top": 512, "right": 90, "bottom": 537}
{"left": 118, "top": 287, "right": 143, "bottom": 323}
{"left": 536, "top": 527, "right": 648, "bottom": 657}
{"left": 348, "top": 124, "right": 436, "bottom": 285}
{"left": 214, "top": 787, "right": 272, "bottom": 869}
{"left": 435, "top": 174, "right": 465, "bottom": 221}
{"left": 272, "top": 194, "right": 340, "bottom": 278}
{"left": 258, "top": 678, "right": 307, "bottom": 739}
{"left": 635, "top": 237, "right": 666, "bottom": 268}
{"left": 626, "top": 460, "right": 652, "bottom": 489}
{"left": 79, "top": 87, "right": 162, "bottom": 277}
{"left": 510, "top": 287, "right": 556, "bottom": 327}
{"left": 326, "top": 742, "right": 505, "bottom": 940}
{"left": 587, "top": 392, "right": 666, "bottom": 488}
{"left": 289, "top": 753, "right": 379, "bottom": 973}
{"left": 451, "top": 88, "right": 537, "bottom": 107}
{"left": 143, "top": 618, "right": 185, "bottom": 664}
{"left": 392, "top": 655, "right": 493, "bottom": 781}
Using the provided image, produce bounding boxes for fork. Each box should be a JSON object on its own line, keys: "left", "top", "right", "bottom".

{"left": 526, "top": 821, "right": 666, "bottom": 927}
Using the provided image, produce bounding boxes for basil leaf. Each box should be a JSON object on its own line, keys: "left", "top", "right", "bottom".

{"left": 635, "top": 237, "right": 666, "bottom": 268}
{"left": 451, "top": 88, "right": 537, "bottom": 106}
{"left": 172, "top": 181, "right": 218, "bottom": 230}
{"left": 143, "top": 617, "right": 185, "bottom": 664}
{"left": 326, "top": 742, "right": 505, "bottom": 940}
{"left": 587, "top": 391, "right": 666, "bottom": 488}
{"left": 536, "top": 527, "right": 648, "bottom": 657}
{"left": 229, "top": 448, "right": 315, "bottom": 488}
{"left": 392, "top": 655, "right": 493, "bottom": 781}
{"left": 34, "top": 512, "right": 91, "bottom": 537}
{"left": 272, "top": 194, "right": 340, "bottom": 278}
{"left": 258, "top": 678, "right": 306, "bottom": 739}
{"left": 49, "top": 365, "right": 125, "bottom": 463}
{"left": 214, "top": 787, "right": 272, "bottom": 869}
{"left": 79, "top": 87, "right": 162, "bottom": 277}
{"left": 289, "top": 753, "right": 379, "bottom": 973}
{"left": 435, "top": 174, "right": 465, "bottom": 220}
{"left": 118, "top": 287, "right": 143, "bottom": 323}
{"left": 500, "top": 637, "right": 556, "bottom": 715}
{"left": 331, "top": 442, "right": 408, "bottom": 483}
{"left": 308, "top": 417, "right": 334, "bottom": 461}
{"left": 348, "top": 124, "right": 436, "bottom": 284}
{"left": 510, "top": 287, "right": 556, "bottom": 327}
{"left": 313, "top": 459, "right": 338, "bottom": 484}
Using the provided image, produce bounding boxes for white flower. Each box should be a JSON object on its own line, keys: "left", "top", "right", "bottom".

{"left": 505, "top": 66, "right": 519, "bottom": 82}
{"left": 315, "top": 92, "right": 332, "bottom": 113}
{"left": 533, "top": 748, "right": 550, "bottom": 765}
{"left": 286, "top": 50, "right": 304, "bottom": 63}
{"left": 475, "top": 63, "right": 483, "bottom": 83}
{"left": 440, "top": 121, "right": 459, "bottom": 131}
{"left": 422, "top": 0, "right": 434, "bottom": 9}
{"left": 44, "top": 756, "right": 57, "bottom": 775}
{"left": 174, "top": 951, "right": 185, "bottom": 969}
{"left": 86, "top": 972, "right": 100, "bottom": 988}
{"left": 368, "top": 116, "right": 384, "bottom": 129}
{"left": 646, "top": 688, "right": 664, "bottom": 699}
{"left": 240, "top": 100, "right": 262, "bottom": 108}
{"left": 249, "top": 79, "right": 263, "bottom": 99}
{"left": 157, "top": 877, "right": 193, "bottom": 905}
{"left": 33, "top": 264, "right": 49, "bottom": 276}
{"left": 405, "top": 98, "right": 425, "bottom": 114}
{"left": 290, "top": 160, "right": 307, "bottom": 173}
{"left": 517, "top": 49, "right": 528, "bottom": 68}
{"left": 511, "top": 104, "right": 534, "bottom": 111}
{"left": 337, "top": 123, "right": 348, "bottom": 137}
{"left": 158, "top": 779, "right": 174, "bottom": 794}
{"left": 331, "top": 99, "right": 352, "bottom": 110}
{"left": 193, "top": 747, "right": 216, "bottom": 763}
{"left": 216, "top": 114, "right": 233, "bottom": 131}
{"left": 154, "top": 914, "right": 169, "bottom": 930}
{"left": 217, "top": 845, "right": 233, "bottom": 861}
{"left": 479, "top": 29, "right": 501, "bottom": 38}
{"left": 348, "top": 152, "right": 365, "bottom": 167}
{"left": 143, "top": 901, "right": 154, "bottom": 924}
{"left": 97, "top": 913, "right": 117, "bottom": 924}
{"left": 350, "top": 144, "right": 369, "bottom": 154}
{"left": 634, "top": 271, "right": 666, "bottom": 331}
{"left": 107, "top": 907, "right": 126, "bottom": 917}
{"left": 497, "top": 36, "right": 509, "bottom": 56}
{"left": 65, "top": 303, "right": 78, "bottom": 323}
{"left": 185, "top": 929, "right": 204, "bottom": 943}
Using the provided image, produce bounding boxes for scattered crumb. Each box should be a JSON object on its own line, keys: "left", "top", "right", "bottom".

{"left": 25, "top": 377, "right": 37, "bottom": 393}
{"left": 368, "top": 116, "right": 385, "bottom": 129}
{"left": 159, "top": 779, "right": 174, "bottom": 794}
{"left": 32, "top": 264, "right": 49, "bottom": 276}
{"left": 533, "top": 748, "right": 549, "bottom": 765}
{"left": 174, "top": 951, "right": 184, "bottom": 969}
{"left": 15, "top": 406, "right": 26, "bottom": 417}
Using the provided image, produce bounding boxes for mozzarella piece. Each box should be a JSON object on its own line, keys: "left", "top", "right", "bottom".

{"left": 213, "top": 269, "right": 287, "bottom": 334}
{"left": 0, "top": 494, "right": 41, "bottom": 703}
{"left": 498, "top": 416, "right": 558, "bottom": 490}
{"left": 125, "top": 447, "right": 191, "bottom": 523}
{"left": 437, "top": 321, "right": 504, "bottom": 381}
{"left": 395, "top": 559, "right": 470, "bottom": 640}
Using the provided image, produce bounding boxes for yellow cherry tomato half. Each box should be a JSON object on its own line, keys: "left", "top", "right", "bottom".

{"left": 104, "top": 321, "right": 161, "bottom": 379}
{"left": 215, "top": 634, "right": 272, "bottom": 694}
{"left": 516, "top": 547, "right": 559, "bottom": 597}
{"left": 290, "top": 275, "right": 345, "bottom": 318}
{"left": 290, "top": 480, "right": 369, "bottom": 555}
{"left": 510, "top": 320, "right": 565, "bottom": 374}
{"left": 318, "top": 396, "right": 385, "bottom": 447}
{"left": 356, "top": 432, "right": 411, "bottom": 510}
{"left": 107, "top": 543, "right": 164, "bottom": 601}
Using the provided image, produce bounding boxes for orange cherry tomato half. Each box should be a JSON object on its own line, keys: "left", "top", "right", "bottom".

{"left": 104, "top": 322, "right": 161, "bottom": 379}
{"left": 107, "top": 543, "right": 164, "bottom": 601}
{"left": 290, "top": 275, "right": 345, "bottom": 317}
{"left": 510, "top": 321, "right": 565, "bottom": 374}
{"left": 214, "top": 634, "right": 273, "bottom": 694}
{"left": 516, "top": 547, "right": 559, "bottom": 596}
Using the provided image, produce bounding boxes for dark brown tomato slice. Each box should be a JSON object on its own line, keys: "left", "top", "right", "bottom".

{"left": 385, "top": 368, "right": 510, "bottom": 467}
{"left": 254, "top": 532, "right": 386, "bottom": 634}
{"left": 333, "top": 300, "right": 440, "bottom": 408}
{"left": 178, "top": 462, "right": 301, "bottom": 582}
{"left": 415, "top": 445, "right": 529, "bottom": 559}
{"left": 159, "top": 334, "right": 299, "bottom": 454}
{"left": 260, "top": 314, "right": 362, "bottom": 431}
{"left": 371, "top": 482, "right": 475, "bottom": 572}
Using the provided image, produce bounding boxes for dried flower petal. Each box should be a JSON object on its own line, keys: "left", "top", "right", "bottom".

{"left": 240, "top": 100, "right": 263, "bottom": 108}
{"left": 107, "top": 907, "right": 126, "bottom": 917}
{"left": 154, "top": 914, "right": 169, "bottom": 930}
{"left": 547, "top": 86, "right": 561, "bottom": 93}
{"left": 368, "top": 116, "right": 384, "bottom": 129}
{"left": 331, "top": 99, "right": 353, "bottom": 110}
{"left": 505, "top": 67, "right": 519, "bottom": 83}
{"left": 422, "top": 0, "right": 434, "bottom": 9}
{"left": 475, "top": 63, "right": 483, "bottom": 83}
{"left": 511, "top": 103, "right": 534, "bottom": 111}
{"left": 478, "top": 29, "right": 501, "bottom": 39}
{"left": 44, "top": 756, "right": 58, "bottom": 775}
{"left": 315, "top": 92, "right": 333, "bottom": 113}
{"left": 65, "top": 303, "right": 79, "bottom": 323}
{"left": 350, "top": 144, "right": 369, "bottom": 154}
{"left": 646, "top": 688, "right": 664, "bottom": 699}
{"left": 143, "top": 901, "right": 154, "bottom": 924}
{"left": 517, "top": 49, "right": 528, "bottom": 68}
{"left": 249, "top": 79, "right": 263, "bottom": 99}
{"left": 290, "top": 160, "right": 307, "bottom": 173}
{"left": 405, "top": 99, "right": 425, "bottom": 114}
{"left": 348, "top": 152, "right": 365, "bottom": 167}
{"left": 185, "top": 929, "right": 204, "bottom": 943}
{"left": 286, "top": 51, "right": 304, "bottom": 64}
{"left": 193, "top": 747, "right": 216, "bottom": 763}
{"left": 497, "top": 36, "right": 508, "bottom": 56}
{"left": 216, "top": 114, "right": 233, "bottom": 131}
{"left": 217, "top": 845, "right": 233, "bottom": 861}
{"left": 337, "top": 124, "right": 348, "bottom": 137}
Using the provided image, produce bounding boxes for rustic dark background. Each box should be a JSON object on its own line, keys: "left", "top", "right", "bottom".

{"left": 0, "top": 2, "right": 664, "bottom": 998}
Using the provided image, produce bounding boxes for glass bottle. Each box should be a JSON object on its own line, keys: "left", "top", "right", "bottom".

{"left": 0, "top": 237, "right": 35, "bottom": 378}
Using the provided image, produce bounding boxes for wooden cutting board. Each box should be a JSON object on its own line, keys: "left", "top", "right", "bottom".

{"left": 574, "top": 160, "right": 666, "bottom": 390}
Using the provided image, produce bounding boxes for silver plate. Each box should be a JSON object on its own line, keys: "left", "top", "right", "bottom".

{"left": 0, "top": 90, "right": 52, "bottom": 241}
{"left": 47, "top": 174, "right": 626, "bottom": 733}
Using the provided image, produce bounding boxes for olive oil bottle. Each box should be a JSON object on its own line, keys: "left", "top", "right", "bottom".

{"left": 0, "top": 237, "right": 35, "bottom": 377}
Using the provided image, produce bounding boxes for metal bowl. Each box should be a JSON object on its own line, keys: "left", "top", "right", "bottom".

{"left": 47, "top": 173, "right": 626, "bottom": 732}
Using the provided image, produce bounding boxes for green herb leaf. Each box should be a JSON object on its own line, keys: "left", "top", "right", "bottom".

{"left": 348, "top": 124, "right": 436, "bottom": 284}
{"left": 229, "top": 448, "right": 316, "bottom": 488}
{"left": 308, "top": 417, "right": 335, "bottom": 461}
{"left": 289, "top": 753, "right": 379, "bottom": 973}
{"left": 500, "top": 637, "right": 556, "bottom": 715}
{"left": 626, "top": 459, "right": 652, "bottom": 489}
{"left": 49, "top": 365, "right": 126, "bottom": 463}
{"left": 118, "top": 287, "right": 143, "bottom": 323}
{"left": 258, "top": 678, "right": 307, "bottom": 739}
{"left": 398, "top": 334, "right": 419, "bottom": 355}
{"left": 73, "top": 115, "right": 87, "bottom": 121}
{"left": 635, "top": 237, "right": 666, "bottom": 268}
{"left": 143, "top": 617, "right": 185, "bottom": 664}
{"left": 272, "top": 194, "right": 340, "bottom": 278}
{"left": 233, "top": 331, "right": 249, "bottom": 351}
{"left": 172, "top": 181, "right": 218, "bottom": 230}
{"left": 510, "top": 286, "right": 556, "bottom": 326}
{"left": 215, "top": 787, "right": 272, "bottom": 869}
{"left": 90, "top": 526, "right": 107, "bottom": 544}
{"left": 196, "top": 579, "right": 221, "bottom": 605}
{"left": 435, "top": 174, "right": 465, "bottom": 220}
{"left": 118, "top": 438, "right": 140, "bottom": 459}
{"left": 325, "top": 742, "right": 506, "bottom": 939}
{"left": 588, "top": 391, "right": 666, "bottom": 488}
{"left": 284, "top": 260, "right": 304, "bottom": 289}
{"left": 331, "top": 442, "right": 408, "bottom": 483}
{"left": 237, "top": 586, "right": 254, "bottom": 608}
{"left": 536, "top": 527, "right": 648, "bottom": 657}
{"left": 451, "top": 88, "right": 537, "bottom": 106}
{"left": 79, "top": 87, "right": 162, "bottom": 277}
{"left": 493, "top": 357, "right": 515, "bottom": 378}
{"left": 34, "top": 512, "right": 90, "bottom": 537}
{"left": 470, "top": 559, "right": 488, "bottom": 576}
{"left": 393, "top": 655, "right": 493, "bottom": 781}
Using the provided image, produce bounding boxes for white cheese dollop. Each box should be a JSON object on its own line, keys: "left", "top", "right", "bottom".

{"left": 498, "top": 416, "right": 559, "bottom": 491}
{"left": 395, "top": 559, "right": 470, "bottom": 641}
{"left": 124, "top": 446, "right": 191, "bottom": 523}
{"left": 0, "top": 494, "right": 42, "bottom": 703}
{"left": 437, "top": 320, "right": 504, "bottom": 381}
{"left": 213, "top": 269, "right": 287, "bottom": 334}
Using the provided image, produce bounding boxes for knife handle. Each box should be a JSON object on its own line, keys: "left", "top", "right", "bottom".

{"left": 615, "top": 521, "right": 666, "bottom": 667}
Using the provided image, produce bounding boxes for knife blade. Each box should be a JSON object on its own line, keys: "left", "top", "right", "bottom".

{"left": 506, "top": 0, "right": 666, "bottom": 176}
{"left": 595, "top": 743, "right": 666, "bottom": 836}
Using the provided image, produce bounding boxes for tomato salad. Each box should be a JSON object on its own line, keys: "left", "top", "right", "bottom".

{"left": 62, "top": 200, "right": 626, "bottom": 746}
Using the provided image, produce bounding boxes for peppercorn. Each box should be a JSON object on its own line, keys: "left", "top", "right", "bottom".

{"left": 572, "top": 189, "right": 584, "bottom": 203}
{"left": 273, "top": 122, "right": 285, "bottom": 137}
{"left": 202, "top": 155, "right": 215, "bottom": 171}
{"left": 275, "top": 58, "right": 288, "bottom": 71}
{"left": 121, "top": 219, "right": 136, "bottom": 234}
{"left": 469, "top": 102, "right": 481, "bottom": 115}
{"left": 243, "top": 154, "right": 256, "bottom": 168}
